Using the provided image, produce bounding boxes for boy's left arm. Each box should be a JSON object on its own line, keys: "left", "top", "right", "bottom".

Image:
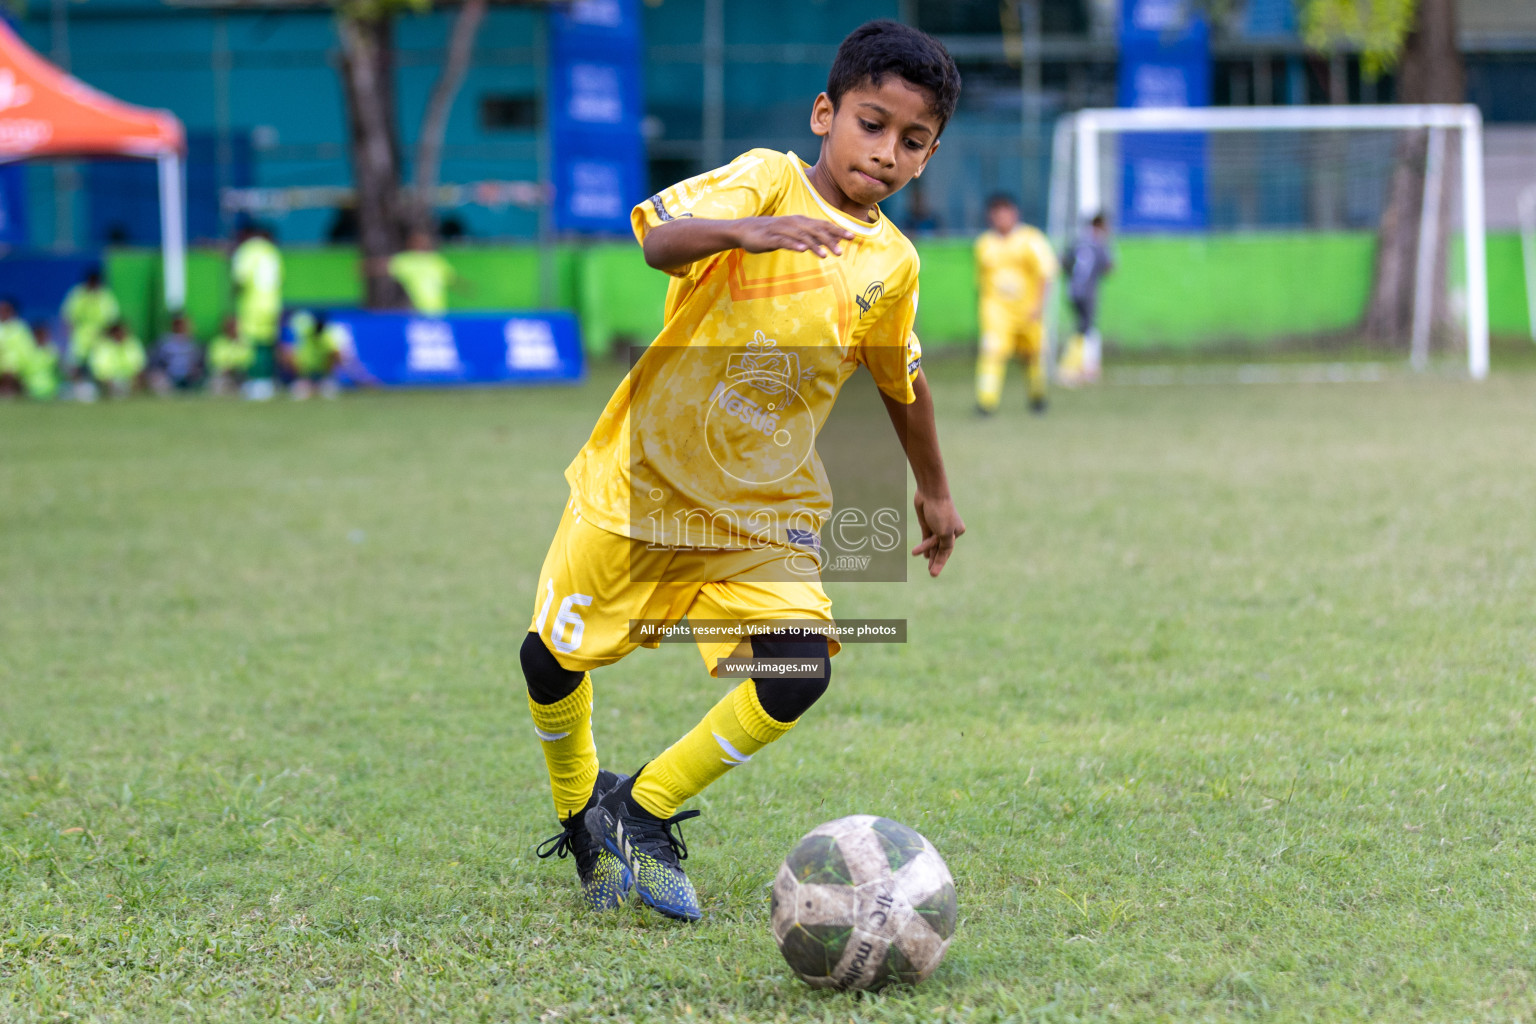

{"left": 879, "top": 370, "right": 965, "bottom": 578}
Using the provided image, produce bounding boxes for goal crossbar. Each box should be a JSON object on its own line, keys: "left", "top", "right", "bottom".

{"left": 1049, "top": 104, "right": 1489, "bottom": 379}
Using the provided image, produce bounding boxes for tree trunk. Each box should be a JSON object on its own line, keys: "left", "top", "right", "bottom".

{"left": 411, "top": 0, "right": 488, "bottom": 236}
{"left": 1363, "top": 0, "right": 1464, "bottom": 345}
{"left": 338, "top": 13, "right": 406, "bottom": 308}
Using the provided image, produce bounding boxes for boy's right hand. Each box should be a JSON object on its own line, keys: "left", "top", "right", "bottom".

{"left": 733, "top": 216, "right": 854, "bottom": 259}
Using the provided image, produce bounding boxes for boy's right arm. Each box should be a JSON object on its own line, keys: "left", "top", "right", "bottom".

{"left": 642, "top": 216, "right": 854, "bottom": 275}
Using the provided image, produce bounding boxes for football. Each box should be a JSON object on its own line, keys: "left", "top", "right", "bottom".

{"left": 770, "top": 815, "right": 957, "bottom": 990}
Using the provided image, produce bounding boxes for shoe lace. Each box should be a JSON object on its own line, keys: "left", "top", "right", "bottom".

{"left": 536, "top": 825, "right": 586, "bottom": 862}
{"left": 620, "top": 808, "right": 700, "bottom": 868}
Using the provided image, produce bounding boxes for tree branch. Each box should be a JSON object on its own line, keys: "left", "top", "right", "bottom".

{"left": 412, "top": 0, "right": 487, "bottom": 236}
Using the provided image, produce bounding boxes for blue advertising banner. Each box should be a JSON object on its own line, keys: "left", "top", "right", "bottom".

{"left": 1117, "top": 0, "right": 1210, "bottom": 231}
{"left": 0, "top": 162, "right": 28, "bottom": 246}
{"left": 548, "top": 0, "right": 646, "bottom": 234}
{"left": 318, "top": 311, "right": 584, "bottom": 388}
{"left": 0, "top": 253, "right": 98, "bottom": 324}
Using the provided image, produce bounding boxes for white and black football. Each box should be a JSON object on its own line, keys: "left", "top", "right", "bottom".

{"left": 770, "top": 815, "right": 957, "bottom": 990}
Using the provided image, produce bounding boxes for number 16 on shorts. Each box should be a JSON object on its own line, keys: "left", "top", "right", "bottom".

{"left": 535, "top": 578, "right": 591, "bottom": 655}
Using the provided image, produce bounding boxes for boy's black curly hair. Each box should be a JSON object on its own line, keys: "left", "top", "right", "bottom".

{"left": 826, "top": 20, "right": 961, "bottom": 132}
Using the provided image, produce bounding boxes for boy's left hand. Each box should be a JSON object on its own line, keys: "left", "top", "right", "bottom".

{"left": 912, "top": 491, "right": 965, "bottom": 577}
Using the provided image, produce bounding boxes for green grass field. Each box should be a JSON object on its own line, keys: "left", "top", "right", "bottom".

{"left": 3, "top": 358, "right": 1535, "bottom": 1022}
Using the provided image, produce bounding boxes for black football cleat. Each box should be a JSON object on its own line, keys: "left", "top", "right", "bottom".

{"left": 536, "top": 769, "right": 633, "bottom": 911}
{"left": 584, "top": 772, "right": 702, "bottom": 922}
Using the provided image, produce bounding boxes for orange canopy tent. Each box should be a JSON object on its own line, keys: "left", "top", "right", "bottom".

{"left": 0, "top": 18, "right": 187, "bottom": 308}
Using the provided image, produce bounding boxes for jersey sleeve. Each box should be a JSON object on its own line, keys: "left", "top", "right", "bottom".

{"left": 1032, "top": 232, "right": 1060, "bottom": 280}
{"left": 857, "top": 276, "right": 923, "bottom": 406}
{"left": 630, "top": 149, "right": 790, "bottom": 277}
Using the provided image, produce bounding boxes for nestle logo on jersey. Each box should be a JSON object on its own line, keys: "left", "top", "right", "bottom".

{"left": 707, "top": 380, "right": 780, "bottom": 437}
{"left": 854, "top": 281, "right": 884, "bottom": 319}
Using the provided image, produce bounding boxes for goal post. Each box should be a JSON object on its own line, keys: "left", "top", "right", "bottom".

{"left": 1047, "top": 104, "right": 1489, "bottom": 380}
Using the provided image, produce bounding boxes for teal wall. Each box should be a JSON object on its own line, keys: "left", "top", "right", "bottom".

{"left": 18, "top": 6, "right": 547, "bottom": 245}
{"left": 15, "top": 0, "right": 903, "bottom": 247}
{"left": 105, "top": 231, "right": 1532, "bottom": 354}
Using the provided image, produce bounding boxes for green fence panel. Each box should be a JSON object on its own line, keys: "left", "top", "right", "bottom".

{"left": 103, "top": 232, "right": 1529, "bottom": 352}
{"left": 443, "top": 246, "right": 580, "bottom": 312}
{"left": 1097, "top": 233, "right": 1378, "bottom": 348}
{"left": 103, "top": 249, "right": 160, "bottom": 341}
{"left": 1473, "top": 234, "right": 1529, "bottom": 337}
{"left": 576, "top": 242, "right": 669, "bottom": 358}
{"left": 910, "top": 239, "right": 976, "bottom": 350}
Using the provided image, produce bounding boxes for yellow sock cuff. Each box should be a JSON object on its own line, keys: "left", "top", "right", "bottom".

{"left": 734, "top": 681, "right": 797, "bottom": 742}
{"left": 527, "top": 675, "right": 592, "bottom": 732}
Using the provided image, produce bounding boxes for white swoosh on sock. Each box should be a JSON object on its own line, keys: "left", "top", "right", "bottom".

{"left": 534, "top": 726, "right": 570, "bottom": 742}
{"left": 713, "top": 732, "right": 752, "bottom": 766}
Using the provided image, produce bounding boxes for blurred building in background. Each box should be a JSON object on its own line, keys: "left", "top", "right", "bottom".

{"left": 6, "top": 0, "right": 1536, "bottom": 249}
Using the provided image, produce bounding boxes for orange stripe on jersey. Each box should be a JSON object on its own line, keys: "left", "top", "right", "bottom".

{"left": 726, "top": 250, "right": 832, "bottom": 301}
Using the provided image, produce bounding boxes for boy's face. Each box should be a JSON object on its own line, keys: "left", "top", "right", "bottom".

{"left": 811, "top": 76, "right": 941, "bottom": 210}
{"left": 987, "top": 203, "right": 1018, "bottom": 234}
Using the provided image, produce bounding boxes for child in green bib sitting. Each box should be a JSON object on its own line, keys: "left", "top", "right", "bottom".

{"left": 207, "top": 315, "right": 253, "bottom": 396}
{"left": 89, "top": 321, "right": 147, "bottom": 398}
{"left": 283, "top": 311, "right": 346, "bottom": 400}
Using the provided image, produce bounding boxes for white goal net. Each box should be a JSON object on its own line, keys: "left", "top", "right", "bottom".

{"left": 1047, "top": 105, "right": 1489, "bottom": 379}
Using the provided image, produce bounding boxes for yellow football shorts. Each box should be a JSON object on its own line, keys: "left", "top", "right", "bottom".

{"left": 527, "top": 498, "right": 840, "bottom": 676}
{"left": 979, "top": 301, "right": 1043, "bottom": 358}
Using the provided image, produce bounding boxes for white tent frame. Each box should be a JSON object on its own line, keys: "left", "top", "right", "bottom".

{"left": 1047, "top": 104, "right": 1489, "bottom": 380}
{"left": 156, "top": 152, "right": 187, "bottom": 311}
{"left": 3, "top": 151, "right": 186, "bottom": 312}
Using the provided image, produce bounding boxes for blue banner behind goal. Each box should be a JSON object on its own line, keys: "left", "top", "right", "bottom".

{"left": 1116, "top": 0, "right": 1211, "bottom": 232}
{"left": 317, "top": 311, "right": 584, "bottom": 388}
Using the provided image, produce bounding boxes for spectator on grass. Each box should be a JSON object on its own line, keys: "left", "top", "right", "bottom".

{"left": 388, "top": 230, "right": 457, "bottom": 316}
{"left": 231, "top": 221, "right": 284, "bottom": 401}
{"left": 207, "top": 315, "right": 253, "bottom": 396}
{"left": 0, "top": 298, "right": 37, "bottom": 398}
{"left": 88, "top": 321, "right": 147, "bottom": 399}
{"left": 22, "top": 323, "right": 62, "bottom": 401}
{"left": 149, "top": 313, "right": 205, "bottom": 395}
{"left": 282, "top": 310, "right": 346, "bottom": 400}
{"left": 61, "top": 267, "right": 120, "bottom": 392}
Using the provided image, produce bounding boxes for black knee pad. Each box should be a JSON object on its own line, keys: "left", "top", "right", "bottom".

{"left": 750, "top": 631, "right": 831, "bottom": 723}
{"left": 521, "top": 631, "right": 585, "bottom": 705}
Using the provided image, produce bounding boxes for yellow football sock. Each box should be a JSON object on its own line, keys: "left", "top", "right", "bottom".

{"left": 1022, "top": 322, "right": 1047, "bottom": 401}
{"left": 528, "top": 674, "right": 599, "bottom": 821}
{"left": 1060, "top": 334, "right": 1086, "bottom": 384}
{"left": 631, "top": 680, "right": 794, "bottom": 819}
{"left": 975, "top": 334, "right": 1007, "bottom": 412}
{"left": 1026, "top": 350, "right": 1047, "bottom": 401}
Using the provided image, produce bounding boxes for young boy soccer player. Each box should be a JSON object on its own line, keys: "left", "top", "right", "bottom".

{"left": 522, "top": 21, "right": 965, "bottom": 922}
{"left": 1059, "top": 212, "right": 1114, "bottom": 387}
{"left": 974, "top": 194, "right": 1058, "bottom": 415}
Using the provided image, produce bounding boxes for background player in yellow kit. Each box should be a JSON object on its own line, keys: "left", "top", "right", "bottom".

{"left": 521, "top": 20, "right": 964, "bottom": 923}
{"left": 974, "top": 193, "right": 1058, "bottom": 415}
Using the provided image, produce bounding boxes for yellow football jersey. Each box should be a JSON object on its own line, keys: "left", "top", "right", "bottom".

{"left": 976, "top": 225, "right": 1058, "bottom": 308}
{"left": 564, "top": 148, "right": 924, "bottom": 555}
